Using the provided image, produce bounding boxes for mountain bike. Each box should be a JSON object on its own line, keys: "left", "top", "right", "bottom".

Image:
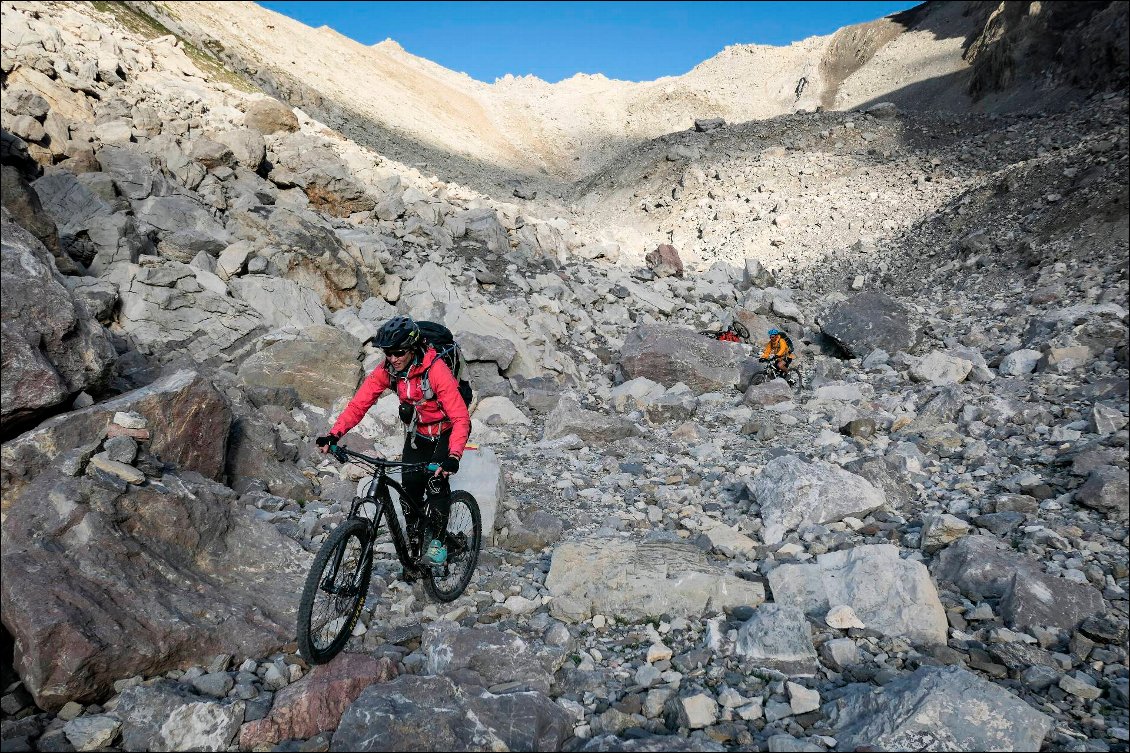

{"left": 751, "top": 357, "right": 807, "bottom": 389}
{"left": 296, "top": 443, "right": 481, "bottom": 664}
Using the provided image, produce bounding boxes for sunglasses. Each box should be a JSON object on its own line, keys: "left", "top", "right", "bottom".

{"left": 384, "top": 348, "right": 411, "bottom": 358}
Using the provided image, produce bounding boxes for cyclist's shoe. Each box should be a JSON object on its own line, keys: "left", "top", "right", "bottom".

{"left": 424, "top": 539, "right": 447, "bottom": 565}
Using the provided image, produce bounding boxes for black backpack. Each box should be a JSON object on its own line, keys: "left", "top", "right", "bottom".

{"left": 779, "top": 331, "right": 796, "bottom": 354}
{"left": 415, "top": 320, "right": 473, "bottom": 406}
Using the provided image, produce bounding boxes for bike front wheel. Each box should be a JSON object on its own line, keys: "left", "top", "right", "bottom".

{"left": 423, "top": 491, "right": 482, "bottom": 603}
{"left": 297, "top": 518, "right": 372, "bottom": 664}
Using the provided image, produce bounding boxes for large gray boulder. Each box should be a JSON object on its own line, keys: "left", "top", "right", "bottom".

{"left": 750, "top": 455, "right": 886, "bottom": 544}
{"left": 244, "top": 98, "right": 299, "bottom": 135}
{"left": 767, "top": 544, "right": 948, "bottom": 645}
{"left": 331, "top": 674, "right": 572, "bottom": 752}
{"left": 543, "top": 395, "right": 640, "bottom": 443}
{"left": 1, "top": 469, "right": 309, "bottom": 710}
{"left": 545, "top": 535, "right": 765, "bottom": 623}
{"left": 96, "top": 144, "right": 171, "bottom": 200}
{"left": 422, "top": 622, "right": 564, "bottom": 693}
{"left": 114, "top": 681, "right": 244, "bottom": 752}
{"left": 1075, "top": 465, "right": 1129, "bottom": 520}
{"left": 1, "top": 369, "right": 232, "bottom": 508}
{"left": 930, "top": 535, "right": 1106, "bottom": 632}
{"left": 229, "top": 275, "right": 327, "bottom": 330}
{"left": 118, "top": 260, "right": 265, "bottom": 363}
{"left": 213, "top": 128, "right": 266, "bottom": 171}
{"left": 448, "top": 445, "right": 502, "bottom": 545}
{"left": 268, "top": 133, "right": 375, "bottom": 217}
{"left": 132, "top": 193, "right": 231, "bottom": 262}
{"left": 4, "top": 164, "right": 61, "bottom": 256}
{"left": 832, "top": 665, "right": 1053, "bottom": 751}
{"left": 619, "top": 324, "right": 751, "bottom": 393}
{"left": 226, "top": 411, "right": 315, "bottom": 499}
{"left": 236, "top": 325, "right": 361, "bottom": 409}
{"left": 820, "top": 292, "right": 920, "bottom": 358}
{"left": 1, "top": 214, "right": 116, "bottom": 434}
{"left": 733, "top": 603, "right": 818, "bottom": 676}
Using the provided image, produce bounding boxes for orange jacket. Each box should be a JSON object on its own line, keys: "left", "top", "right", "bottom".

{"left": 330, "top": 348, "right": 471, "bottom": 458}
{"left": 761, "top": 338, "right": 794, "bottom": 360}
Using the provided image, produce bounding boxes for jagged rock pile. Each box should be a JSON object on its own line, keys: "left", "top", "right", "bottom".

{"left": 1, "top": 2, "right": 1127, "bottom": 753}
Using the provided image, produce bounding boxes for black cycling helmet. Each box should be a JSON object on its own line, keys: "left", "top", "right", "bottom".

{"left": 372, "top": 315, "right": 422, "bottom": 352}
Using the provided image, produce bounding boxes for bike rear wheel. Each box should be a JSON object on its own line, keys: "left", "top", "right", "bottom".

{"left": 423, "top": 491, "right": 481, "bottom": 603}
{"left": 297, "top": 518, "right": 372, "bottom": 664}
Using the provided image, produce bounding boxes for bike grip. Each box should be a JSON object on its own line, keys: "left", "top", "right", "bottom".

{"left": 426, "top": 463, "right": 440, "bottom": 472}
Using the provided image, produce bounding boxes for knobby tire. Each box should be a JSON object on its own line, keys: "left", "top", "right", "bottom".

{"left": 296, "top": 518, "right": 371, "bottom": 664}
{"left": 423, "top": 490, "right": 481, "bottom": 603}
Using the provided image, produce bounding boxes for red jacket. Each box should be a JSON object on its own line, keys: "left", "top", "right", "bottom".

{"left": 330, "top": 348, "right": 471, "bottom": 458}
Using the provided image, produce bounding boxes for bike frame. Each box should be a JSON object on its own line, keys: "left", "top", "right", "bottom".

{"left": 323, "top": 446, "right": 436, "bottom": 594}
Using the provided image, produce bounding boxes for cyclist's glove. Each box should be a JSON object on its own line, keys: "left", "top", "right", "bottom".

{"left": 315, "top": 433, "right": 340, "bottom": 447}
{"left": 440, "top": 456, "right": 460, "bottom": 474}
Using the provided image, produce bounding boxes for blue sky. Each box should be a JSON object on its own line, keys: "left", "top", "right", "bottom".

{"left": 258, "top": 1, "right": 922, "bottom": 83}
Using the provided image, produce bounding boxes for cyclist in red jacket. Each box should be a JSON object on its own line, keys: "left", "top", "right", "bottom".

{"left": 316, "top": 316, "right": 470, "bottom": 566}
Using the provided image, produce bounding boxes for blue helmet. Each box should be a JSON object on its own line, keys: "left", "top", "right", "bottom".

{"left": 768, "top": 328, "right": 781, "bottom": 336}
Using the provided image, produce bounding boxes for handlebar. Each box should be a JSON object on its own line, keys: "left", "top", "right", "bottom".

{"left": 328, "top": 444, "right": 435, "bottom": 473}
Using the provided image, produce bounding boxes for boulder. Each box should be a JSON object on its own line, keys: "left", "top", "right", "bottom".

{"left": 400, "top": 263, "right": 545, "bottom": 378}
{"left": 645, "top": 383, "right": 698, "bottom": 424}
{"left": 458, "top": 332, "right": 516, "bottom": 370}
{"left": 920, "top": 513, "right": 972, "bottom": 553}
{"left": 743, "top": 378, "right": 794, "bottom": 407}
{"left": 998, "top": 348, "right": 1042, "bottom": 376}
{"left": 132, "top": 194, "right": 231, "bottom": 262}
{"left": 543, "top": 395, "right": 640, "bottom": 443}
{"left": 1, "top": 214, "right": 116, "bottom": 435}
{"left": 473, "top": 396, "right": 530, "bottom": 426}
{"left": 118, "top": 260, "right": 265, "bottom": 363}
{"left": 268, "top": 134, "right": 375, "bottom": 217}
{"left": 212, "top": 128, "right": 265, "bottom": 171}
{"left": 226, "top": 412, "right": 315, "bottom": 499}
{"left": 767, "top": 545, "right": 947, "bottom": 645}
{"left": 330, "top": 674, "right": 572, "bottom": 752}
{"left": 96, "top": 145, "right": 170, "bottom": 200}
{"left": 449, "top": 445, "right": 503, "bottom": 545}
{"left": 610, "top": 377, "right": 666, "bottom": 413}
{"left": 620, "top": 324, "right": 751, "bottom": 393}
{"left": 1, "top": 470, "right": 309, "bottom": 710}
{"left": 1075, "top": 465, "right": 1129, "bottom": 520}
{"left": 751, "top": 455, "right": 886, "bottom": 544}
{"left": 545, "top": 535, "right": 765, "bottom": 623}
{"left": 733, "top": 603, "right": 818, "bottom": 676}
{"left": 236, "top": 326, "right": 361, "bottom": 409}
{"left": 645, "top": 244, "right": 684, "bottom": 278}
{"left": 190, "top": 138, "right": 235, "bottom": 170}
{"left": 1, "top": 369, "right": 231, "bottom": 508}
{"left": 422, "top": 622, "right": 564, "bottom": 693}
{"left": 244, "top": 98, "right": 299, "bottom": 134}
{"left": 820, "top": 292, "right": 920, "bottom": 358}
{"left": 501, "top": 509, "right": 565, "bottom": 552}
{"left": 832, "top": 665, "right": 1053, "bottom": 751}
{"left": 694, "top": 117, "right": 726, "bottom": 132}
{"left": 115, "top": 681, "right": 244, "bottom": 752}
{"left": 909, "top": 351, "right": 973, "bottom": 385}
{"left": 238, "top": 654, "right": 397, "bottom": 749}
{"left": 930, "top": 535, "right": 1106, "bottom": 631}
{"left": 3, "top": 164, "right": 60, "bottom": 255}
{"left": 229, "top": 275, "right": 327, "bottom": 330}
{"left": 742, "top": 258, "right": 777, "bottom": 290}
